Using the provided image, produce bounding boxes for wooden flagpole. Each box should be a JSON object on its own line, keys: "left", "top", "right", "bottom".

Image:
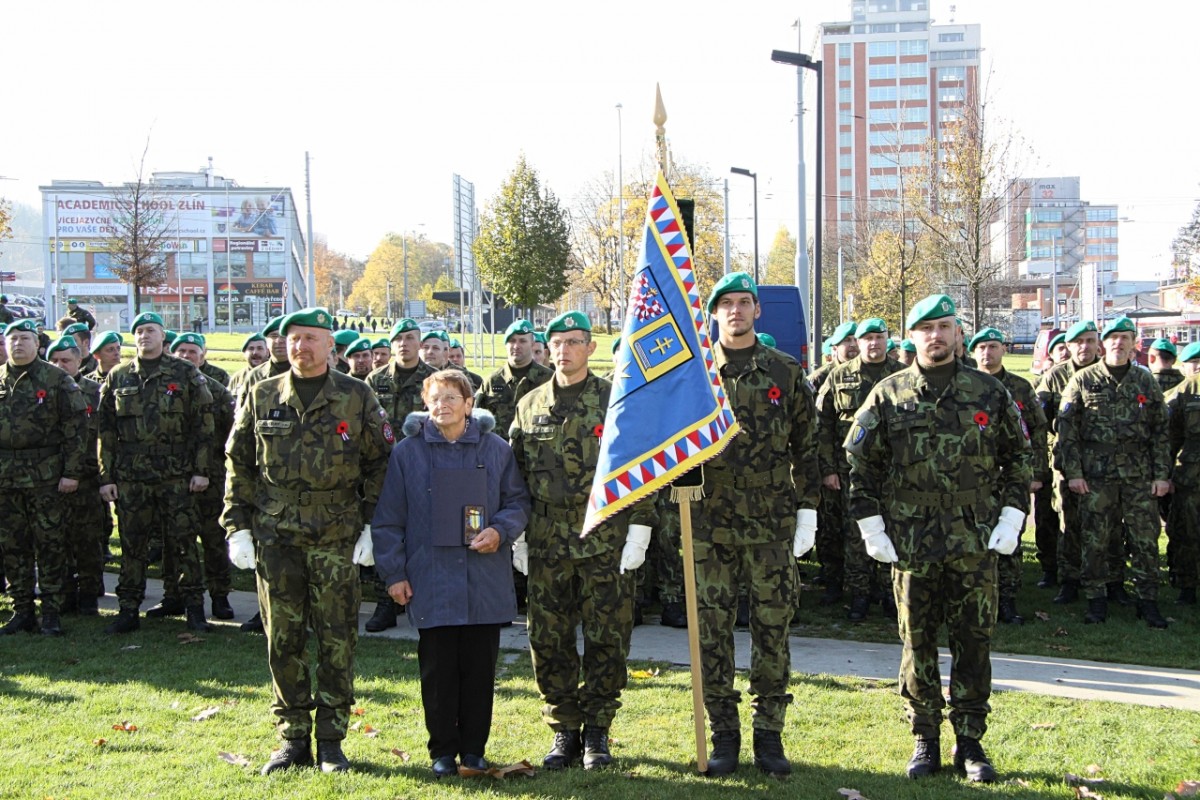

{"left": 676, "top": 492, "right": 708, "bottom": 773}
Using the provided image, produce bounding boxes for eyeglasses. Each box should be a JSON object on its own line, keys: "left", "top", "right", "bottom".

{"left": 428, "top": 394, "right": 464, "bottom": 407}
{"left": 549, "top": 338, "right": 589, "bottom": 349}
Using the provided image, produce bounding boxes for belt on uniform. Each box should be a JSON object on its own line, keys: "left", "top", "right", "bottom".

{"left": 532, "top": 498, "right": 585, "bottom": 524}
{"left": 707, "top": 463, "right": 792, "bottom": 490}
{"left": 894, "top": 486, "right": 992, "bottom": 508}
{"left": 0, "top": 445, "right": 60, "bottom": 460}
{"left": 262, "top": 484, "right": 359, "bottom": 506}
{"left": 118, "top": 442, "right": 187, "bottom": 456}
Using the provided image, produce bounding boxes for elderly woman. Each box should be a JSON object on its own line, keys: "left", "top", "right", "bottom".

{"left": 372, "top": 369, "right": 530, "bottom": 778}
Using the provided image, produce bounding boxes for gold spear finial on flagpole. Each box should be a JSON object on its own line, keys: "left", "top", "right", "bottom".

{"left": 654, "top": 83, "right": 670, "bottom": 178}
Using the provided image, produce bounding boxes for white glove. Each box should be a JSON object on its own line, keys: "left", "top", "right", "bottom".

{"left": 228, "top": 529, "right": 255, "bottom": 570}
{"left": 353, "top": 525, "right": 375, "bottom": 566}
{"left": 987, "top": 506, "right": 1025, "bottom": 555}
{"left": 857, "top": 515, "right": 898, "bottom": 563}
{"left": 620, "top": 525, "right": 653, "bottom": 574}
{"left": 512, "top": 533, "right": 529, "bottom": 576}
{"left": 793, "top": 509, "right": 817, "bottom": 558}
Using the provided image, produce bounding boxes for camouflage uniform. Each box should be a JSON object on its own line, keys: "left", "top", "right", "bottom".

{"left": 846, "top": 363, "right": 1032, "bottom": 740}
{"left": 98, "top": 354, "right": 214, "bottom": 612}
{"left": 1154, "top": 367, "right": 1185, "bottom": 395}
{"left": 0, "top": 359, "right": 88, "bottom": 617}
{"left": 1036, "top": 359, "right": 1092, "bottom": 586}
{"left": 1056, "top": 362, "right": 1169, "bottom": 601}
{"left": 1166, "top": 374, "right": 1200, "bottom": 595}
{"left": 64, "top": 374, "right": 108, "bottom": 604}
{"left": 200, "top": 361, "right": 230, "bottom": 387}
{"left": 232, "top": 358, "right": 290, "bottom": 406}
{"left": 808, "top": 360, "right": 839, "bottom": 584}
{"left": 474, "top": 360, "right": 553, "bottom": 441}
{"left": 509, "top": 373, "right": 656, "bottom": 731}
{"left": 223, "top": 369, "right": 392, "bottom": 742}
{"left": 692, "top": 342, "right": 819, "bottom": 734}
{"left": 994, "top": 368, "right": 1048, "bottom": 601}
{"left": 67, "top": 306, "right": 97, "bottom": 329}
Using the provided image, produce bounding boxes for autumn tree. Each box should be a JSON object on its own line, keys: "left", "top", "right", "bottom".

{"left": 102, "top": 139, "right": 172, "bottom": 313}
{"left": 313, "top": 235, "right": 364, "bottom": 310}
{"left": 474, "top": 155, "right": 571, "bottom": 314}
{"left": 764, "top": 226, "right": 796, "bottom": 286}
{"left": 347, "top": 233, "right": 452, "bottom": 318}
{"left": 1171, "top": 196, "right": 1200, "bottom": 302}
{"left": 0, "top": 197, "right": 13, "bottom": 261}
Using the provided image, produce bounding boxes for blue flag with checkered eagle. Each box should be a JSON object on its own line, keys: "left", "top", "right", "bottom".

{"left": 582, "top": 171, "right": 740, "bottom": 535}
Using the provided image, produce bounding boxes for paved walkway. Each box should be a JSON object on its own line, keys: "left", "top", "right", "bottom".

{"left": 115, "top": 576, "right": 1200, "bottom": 712}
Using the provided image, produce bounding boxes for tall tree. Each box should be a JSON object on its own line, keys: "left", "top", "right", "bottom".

{"left": 764, "top": 226, "right": 796, "bottom": 286}
{"left": 474, "top": 155, "right": 571, "bottom": 314}
{"left": 569, "top": 174, "right": 623, "bottom": 333}
{"left": 101, "top": 138, "right": 172, "bottom": 313}
{"left": 313, "top": 235, "right": 364, "bottom": 310}
{"left": 1172, "top": 197, "right": 1200, "bottom": 301}
{"left": 347, "top": 233, "right": 452, "bottom": 318}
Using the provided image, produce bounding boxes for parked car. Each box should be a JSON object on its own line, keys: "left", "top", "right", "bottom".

{"left": 1031, "top": 327, "right": 1064, "bottom": 375}
{"left": 418, "top": 319, "right": 447, "bottom": 335}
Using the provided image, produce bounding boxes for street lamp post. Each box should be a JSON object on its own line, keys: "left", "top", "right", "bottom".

{"left": 730, "top": 167, "right": 759, "bottom": 283}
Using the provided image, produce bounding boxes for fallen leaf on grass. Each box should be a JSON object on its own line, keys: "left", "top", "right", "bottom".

{"left": 491, "top": 760, "right": 537, "bottom": 779}
{"left": 92, "top": 738, "right": 107, "bottom": 747}
{"left": 1087, "top": 764, "right": 1103, "bottom": 776}
{"left": 120, "top": 645, "right": 141, "bottom": 651}
{"left": 1066, "top": 772, "right": 1106, "bottom": 785}
{"left": 349, "top": 721, "right": 362, "bottom": 732}
{"left": 218, "top": 751, "right": 250, "bottom": 767}
{"left": 390, "top": 748, "right": 411, "bottom": 762}
{"left": 191, "top": 707, "right": 221, "bottom": 722}
{"left": 351, "top": 707, "right": 365, "bottom": 716}
{"left": 1053, "top": 627, "right": 1070, "bottom": 637}
{"left": 111, "top": 722, "right": 138, "bottom": 733}
{"left": 1031, "top": 723, "right": 1056, "bottom": 730}
{"left": 362, "top": 724, "right": 379, "bottom": 738}
{"left": 629, "top": 668, "right": 660, "bottom": 679}
{"left": 838, "top": 789, "right": 871, "bottom": 800}
{"left": 177, "top": 633, "right": 204, "bottom": 645}
{"left": 1176, "top": 780, "right": 1200, "bottom": 796}
{"left": 1008, "top": 778, "right": 1032, "bottom": 788}
{"left": 1035, "top": 611, "right": 1051, "bottom": 621}
{"left": 1073, "top": 787, "right": 1104, "bottom": 799}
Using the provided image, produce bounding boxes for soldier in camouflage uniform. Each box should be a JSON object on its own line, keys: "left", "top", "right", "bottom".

{"left": 58, "top": 322, "right": 99, "bottom": 376}
{"left": 344, "top": 337, "right": 374, "bottom": 380}
{"left": 896, "top": 338, "right": 916, "bottom": 367}
{"left": 66, "top": 298, "right": 97, "bottom": 330}
{"left": 98, "top": 312, "right": 215, "bottom": 635}
{"left": 970, "top": 327, "right": 1048, "bottom": 625}
{"left": 420, "top": 329, "right": 451, "bottom": 370}
{"left": 370, "top": 338, "right": 391, "bottom": 370}
{"left": 811, "top": 321, "right": 857, "bottom": 601}
{"left": 846, "top": 294, "right": 1031, "bottom": 783}
{"left": 1055, "top": 316, "right": 1171, "bottom": 628}
{"left": 86, "top": 331, "right": 124, "bottom": 383}
{"left": 332, "top": 329, "right": 359, "bottom": 374}
{"left": 1181, "top": 341, "right": 1200, "bottom": 377}
{"left": 509, "top": 310, "right": 656, "bottom": 772}
{"left": 693, "top": 273, "right": 819, "bottom": 778}
{"left": 1029, "top": 331, "right": 1068, "bottom": 589}
{"left": 234, "top": 316, "right": 292, "bottom": 405}
{"left": 228, "top": 332, "right": 269, "bottom": 397}
{"left": 0, "top": 320, "right": 88, "bottom": 636}
{"left": 817, "top": 317, "right": 902, "bottom": 620}
{"left": 1149, "top": 338, "right": 1184, "bottom": 394}
{"left": 447, "top": 338, "right": 483, "bottom": 390}
{"left": 223, "top": 308, "right": 392, "bottom": 775}
{"left": 1166, "top": 367, "right": 1200, "bottom": 605}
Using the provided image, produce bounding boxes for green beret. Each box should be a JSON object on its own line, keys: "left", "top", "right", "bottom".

{"left": 421, "top": 329, "right": 450, "bottom": 343}
{"left": 1150, "top": 337, "right": 1177, "bottom": 356}
{"left": 1180, "top": 341, "right": 1200, "bottom": 363}
{"left": 170, "top": 332, "right": 205, "bottom": 352}
{"left": 504, "top": 319, "right": 535, "bottom": 342}
{"left": 821, "top": 340, "right": 833, "bottom": 356}
{"left": 262, "top": 315, "right": 285, "bottom": 337}
{"left": 63, "top": 322, "right": 90, "bottom": 337}
{"left": 389, "top": 318, "right": 419, "bottom": 339}
{"left": 968, "top": 327, "right": 1006, "bottom": 350}
{"left": 67, "top": 298, "right": 79, "bottom": 304}
{"left": 900, "top": 339, "right": 916, "bottom": 353}
{"left": 827, "top": 321, "right": 857, "bottom": 346}
{"left": 1064, "top": 320, "right": 1098, "bottom": 343}
{"left": 163, "top": 330, "right": 178, "bottom": 345}
{"left": 611, "top": 337, "right": 622, "bottom": 355}
{"left": 0, "top": 295, "right": 8, "bottom": 302}
{"left": 855, "top": 318, "right": 888, "bottom": 337}
{"left": 449, "top": 338, "right": 463, "bottom": 350}
{"left": 344, "top": 338, "right": 372, "bottom": 357}
{"left": 1100, "top": 316, "right": 1135, "bottom": 340}
{"left": 90, "top": 330, "right": 123, "bottom": 353}
{"left": 1048, "top": 332, "right": 1066, "bottom": 351}
{"left": 905, "top": 294, "right": 956, "bottom": 330}
{"left": 333, "top": 329, "right": 360, "bottom": 347}
{"left": 886, "top": 338, "right": 897, "bottom": 352}
{"left": 756, "top": 332, "right": 777, "bottom": 348}
{"left": 706, "top": 271, "right": 758, "bottom": 313}
{"left": 280, "top": 307, "right": 334, "bottom": 335}
{"left": 533, "top": 331, "right": 547, "bottom": 345}
{"left": 4, "top": 319, "right": 39, "bottom": 335}
{"left": 546, "top": 311, "right": 592, "bottom": 334}
{"left": 130, "top": 311, "right": 165, "bottom": 333}
{"left": 47, "top": 335, "right": 79, "bottom": 357}
{"left": 371, "top": 338, "right": 390, "bottom": 351}
{"left": 241, "top": 332, "right": 266, "bottom": 351}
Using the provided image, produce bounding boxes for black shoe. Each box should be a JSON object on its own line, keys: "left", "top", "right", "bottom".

{"left": 261, "top": 738, "right": 313, "bottom": 775}
{"left": 735, "top": 597, "right": 750, "bottom": 628}
{"left": 61, "top": 592, "right": 79, "bottom": 615}
{"left": 145, "top": 598, "right": 186, "bottom": 618}
{"left": 543, "top": 729, "right": 582, "bottom": 770}
{"left": 633, "top": 604, "right": 644, "bottom": 627}
{"left": 146, "top": 545, "right": 163, "bottom": 564}
{"left": 1036, "top": 571, "right": 1057, "bottom": 589}
{"left": 431, "top": 755, "right": 457, "bottom": 778}
{"left": 211, "top": 595, "right": 235, "bottom": 620}
{"left": 1178, "top": 588, "right": 1197, "bottom": 606}
{"left": 848, "top": 595, "right": 870, "bottom": 622}
{"left": 185, "top": 605, "right": 211, "bottom": 633}
{"left": 907, "top": 737, "right": 940, "bottom": 778}
{"left": 818, "top": 587, "right": 844, "bottom": 606}
{"left": 582, "top": 725, "right": 612, "bottom": 769}
{"left": 879, "top": 593, "right": 898, "bottom": 620}
{"left": 1136, "top": 600, "right": 1169, "bottom": 629}
{"left": 364, "top": 602, "right": 398, "bottom": 632}
{"left": 40, "top": 611, "right": 64, "bottom": 636}
{"left": 705, "top": 730, "right": 740, "bottom": 777}
{"left": 1053, "top": 580, "right": 1079, "bottom": 604}
{"left": 1, "top": 610, "right": 37, "bottom": 635}
{"left": 1083, "top": 596, "right": 1108, "bottom": 624}
{"left": 997, "top": 597, "right": 1024, "bottom": 625}
{"left": 241, "top": 612, "right": 264, "bottom": 633}
{"left": 105, "top": 609, "right": 140, "bottom": 634}
{"left": 751, "top": 728, "right": 791, "bottom": 776}
{"left": 660, "top": 601, "right": 687, "bottom": 628}
{"left": 460, "top": 754, "right": 488, "bottom": 771}
{"left": 1106, "top": 582, "right": 1133, "bottom": 607}
{"left": 316, "top": 739, "right": 350, "bottom": 773}
{"left": 78, "top": 595, "right": 99, "bottom": 616}
{"left": 954, "top": 736, "right": 996, "bottom": 783}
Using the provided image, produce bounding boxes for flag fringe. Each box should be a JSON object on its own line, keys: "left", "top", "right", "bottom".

{"left": 670, "top": 485, "right": 705, "bottom": 503}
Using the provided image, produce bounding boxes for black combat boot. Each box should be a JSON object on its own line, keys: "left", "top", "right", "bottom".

{"left": 241, "top": 612, "right": 264, "bottom": 633}
{"left": 211, "top": 595, "right": 235, "bottom": 620}
{"left": 582, "top": 725, "right": 612, "bottom": 769}
{"left": 848, "top": 595, "right": 870, "bottom": 622}
{"left": 185, "top": 605, "right": 211, "bottom": 633}
{"left": 1178, "top": 587, "right": 1197, "bottom": 606}
{"left": 1036, "top": 570, "right": 1057, "bottom": 589}
{"left": 1106, "top": 582, "right": 1132, "bottom": 607}
{"left": 77, "top": 594, "right": 99, "bottom": 616}
{"left": 997, "top": 597, "right": 1024, "bottom": 625}
{"left": 261, "top": 738, "right": 313, "bottom": 775}
{"left": 316, "top": 739, "right": 350, "bottom": 773}
{"left": 364, "top": 602, "right": 398, "bottom": 632}
{"left": 659, "top": 601, "right": 687, "bottom": 628}
{"left": 752, "top": 728, "right": 791, "bottom": 776}
{"left": 906, "top": 737, "right": 940, "bottom": 778}
{"left": 705, "top": 730, "right": 740, "bottom": 777}
{"left": 954, "top": 736, "right": 997, "bottom": 783}
{"left": 105, "top": 608, "right": 140, "bottom": 634}
{"left": 145, "top": 598, "right": 186, "bottom": 618}
{"left": 878, "top": 593, "right": 898, "bottom": 620}
{"left": 1083, "top": 596, "right": 1107, "bottom": 624}
{"left": 1053, "top": 580, "right": 1079, "bottom": 604}
{"left": 40, "top": 611, "right": 64, "bottom": 636}
{"left": 818, "top": 586, "right": 844, "bottom": 606}
{"left": 543, "top": 729, "right": 582, "bottom": 770}
{"left": 1, "top": 610, "right": 37, "bottom": 635}
{"left": 1135, "top": 600, "right": 1168, "bottom": 629}
{"left": 735, "top": 597, "right": 750, "bottom": 628}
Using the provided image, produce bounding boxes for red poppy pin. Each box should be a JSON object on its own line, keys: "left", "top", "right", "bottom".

{"left": 166, "top": 383, "right": 179, "bottom": 397}
{"left": 593, "top": 424, "right": 604, "bottom": 439}
{"left": 1015, "top": 400, "right": 1024, "bottom": 411}
{"left": 973, "top": 411, "right": 989, "bottom": 430}
{"left": 1137, "top": 393, "right": 1147, "bottom": 409}
{"left": 86, "top": 404, "right": 93, "bottom": 417}
{"left": 337, "top": 421, "right": 350, "bottom": 442}
{"left": 767, "top": 385, "right": 782, "bottom": 406}
{"left": 36, "top": 389, "right": 47, "bottom": 405}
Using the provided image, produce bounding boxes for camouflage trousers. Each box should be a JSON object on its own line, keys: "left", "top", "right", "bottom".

{"left": 816, "top": 484, "right": 846, "bottom": 591}
{"left": 637, "top": 497, "right": 685, "bottom": 605}
{"left": 1054, "top": 477, "right": 1083, "bottom": 582}
{"left": 258, "top": 539, "right": 360, "bottom": 741}
{"left": 161, "top": 486, "right": 231, "bottom": 600}
{"left": 0, "top": 485, "right": 69, "bottom": 614}
{"left": 998, "top": 544, "right": 1023, "bottom": 601}
{"left": 694, "top": 539, "right": 796, "bottom": 733}
{"left": 1168, "top": 483, "right": 1200, "bottom": 590}
{"left": 1078, "top": 479, "right": 1160, "bottom": 601}
{"left": 831, "top": 475, "right": 886, "bottom": 597}
{"left": 1032, "top": 480, "right": 1060, "bottom": 577}
{"left": 64, "top": 482, "right": 108, "bottom": 599}
{"left": 114, "top": 479, "right": 204, "bottom": 611}
{"left": 527, "top": 550, "right": 633, "bottom": 730}
{"left": 894, "top": 553, "right": 997, "bottom": 740}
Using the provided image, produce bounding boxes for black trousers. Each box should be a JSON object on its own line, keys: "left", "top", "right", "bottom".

{"left": 417, "top": 624, "right": 501, "bottom": 759}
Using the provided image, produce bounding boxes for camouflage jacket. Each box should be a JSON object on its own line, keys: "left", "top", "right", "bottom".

{"left": 474, "top": 360, "right": 553, "bottom": 441}
{"left": 816, "top": 355, "right": 903, "bottom": 477}
{"left": 223, "top": 368, "right": 393, "bottom": 547}
{"left": 97, "top": 354, "right": 214, "bottom": 485}
{"left": 510, "top": 372, "right": 655, "bottom": 559}
{"left": 0, "top": 359, "right": 88, "bottom": 489}
{"left": 700, "top": 341, "right": 820, "bottom": 545}
{"left": 1154, "top": 367, "right": 1184, "bottom": 396}
{"left": 996, "top": 367, "right": 1050, "bottom": 482}
{"left": 76, "top": 374, "right": 101, "bottom": 481}
{"left": 366, "top": 359, "right": 435, "bottom": 433}
{"left": 845, "top": 361, "right": 1032, "bottom": 564}
{"left": 79, "top": 353, "right": 99, "bottom": 377}
{"left": 1056, "top": 360, "right": 1169, "bottom": 483}
{"left": 209, "top": 378, "right": 236, "bottom": 481}
{"left": 200, "top": 361, "right": 230, "bottom": 387}
{"left": 1035, "top": 358, "right": 1094, "bottom": 437}
{"left": 232, "top": 358, "right": 290, "bottom": 406}
{"left": 1167, "top": 373, "right": 1200, "bottom": 487}
{"left": 808, "top": 361, "right": 836, "bottom": 394}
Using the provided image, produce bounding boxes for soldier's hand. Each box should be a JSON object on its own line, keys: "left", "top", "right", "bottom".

{"left": 469, "top": 527, "right": 501, "bottom": 554}
{"left": 58, "top": 477, "right": 79, "bottom": 494}
{"left": 1151, "top": 480, "right": 1171, "bottom": 498}
{"left": 99, "top": 483, "right": 119, "bottom": 503}
{"left": 857, "top": 516, "right": 898, "bottom": 564}
{"left": 353, "top": 525, "right": 375, "bottom": 566}
{"left": 1068, "top": 478, "right": 1089, "bottom": 495}
{"left": 228, "top": 530, "right": 256, "bottom": 570}
{"left": 189, "top": 475, "right": 210, "bottom": 493}
{"left": 822, "top": 474, "right": 841, "bottom": 490}
{"left": 512, "top": 533, "right": 529, "bottom": 576}
{"left": 620, "top": 525, "right": 653, "bottom": 574}
{"left": 987, "top": 506, "right": 1025, "bottom": 555}
{"left": 387, "top": 580, "right": 413, "bottom": 605}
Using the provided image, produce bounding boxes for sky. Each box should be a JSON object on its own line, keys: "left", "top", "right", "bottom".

{"left": 2, "top": 0, "right": 1197, "bottom": 284}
